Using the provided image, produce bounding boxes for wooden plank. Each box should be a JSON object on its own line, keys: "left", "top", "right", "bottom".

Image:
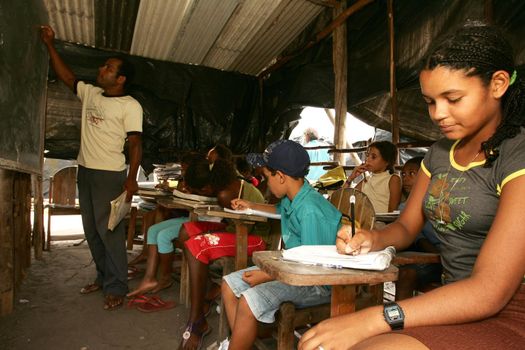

{"left": 333, "top": 0, "right": 348, "bottom": 165}
{"left": 393, "top": 251, "right": 441, "bottom": 265}
{"left": 331, "top": 285, "right": 356, "bottom": 316}
{"left": 234, "top": 221, "right": 249, "bottom": 270}
{"left": 253, "top": 251, "right": 398, "bottom": 286}
{"left": 387, "top": 0, "right": 400, "bottom": 146}
{"left": 0, "top": 169, "right": 14, "bottom": 316}
{"left": 32, "top": 174, "right": 44, "bottom": 259}
{"left": 258, "top": 0, "right": 374, "bottom": 79}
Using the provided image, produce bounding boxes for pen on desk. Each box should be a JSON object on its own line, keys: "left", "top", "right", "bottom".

{"left": 237, "top": 179, "right": 244, "bottom": 200}
{"left": 350, "top": 194, "right": 356, "bottom": 238}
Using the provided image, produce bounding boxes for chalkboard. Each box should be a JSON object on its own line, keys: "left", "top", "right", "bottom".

{"left": 0, "top": 0, "right": 48, "bottom": 174}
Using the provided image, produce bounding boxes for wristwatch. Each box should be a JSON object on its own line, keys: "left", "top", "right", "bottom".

{"left": 383, "top": 302, "right": 405, "bottom": 330}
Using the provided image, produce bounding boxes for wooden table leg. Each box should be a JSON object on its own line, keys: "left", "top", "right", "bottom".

{"left": 234, "top": 221, "right": 248, "bottom": 271}
{"left": 331, "top": 285, "right": 357, "bottom": 316}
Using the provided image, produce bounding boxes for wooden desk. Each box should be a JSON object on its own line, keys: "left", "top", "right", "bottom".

{"left": 156, "top": 197, "right": 214, "bottom": 221}
{"left": 253, "top": 250, "right": 398, "bottom": 317}
{"left": 375, "top": 212, "right": 400, "bottom": 223}
{"left": 193, "top": 207, "right": 268, "bottom": 270}
{"left": 393, "top": 251, "right": 441, "bottom": 265}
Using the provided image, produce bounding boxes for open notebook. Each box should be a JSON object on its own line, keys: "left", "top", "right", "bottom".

{"left": 282, "top": 245, "right": 396, "bottom": 271}
{"left": 223, "top": 207, "right": 281, "bottom": 219}
{"left": 172, "top": 189, "right": 217, "bottom": 203}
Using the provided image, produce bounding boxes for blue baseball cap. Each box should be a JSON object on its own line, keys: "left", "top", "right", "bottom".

{"left": 246, "top": 140, "right": 310, "bottom": 177}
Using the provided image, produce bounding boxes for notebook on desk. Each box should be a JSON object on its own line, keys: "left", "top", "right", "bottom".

{"left": 172, "top": 189, "right": 217, "bottom": 203}
{"left": 223, "top": 207, "right": 281, "bottom": 219}
{"left": 282, "top": 245, "right": 396, "bottom": 271}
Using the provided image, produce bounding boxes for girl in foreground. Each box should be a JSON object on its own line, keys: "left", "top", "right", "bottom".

{"left": 299, "top": 23, "right": 525, "bottom": 350}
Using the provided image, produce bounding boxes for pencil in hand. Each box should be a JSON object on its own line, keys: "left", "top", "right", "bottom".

{"left": 237, "top": 179, "right": 244, "bottom": 200}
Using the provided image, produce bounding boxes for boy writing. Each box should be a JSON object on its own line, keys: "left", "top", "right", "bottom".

{"left": 220, "top": 140, "right": 342, "bottom": 349}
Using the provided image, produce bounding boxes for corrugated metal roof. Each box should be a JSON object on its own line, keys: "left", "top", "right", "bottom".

{"left": 44, "top": 0, "right": 95, "bottom": 46}
{"left": 44, "top": 0, "right": 326, "bottom": 76}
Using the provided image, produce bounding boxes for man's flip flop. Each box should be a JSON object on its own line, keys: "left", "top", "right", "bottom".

{"left": 137, "top": 296, "right": 176, "bottom": 313}
{"left": 80, "top": 283, "right": 101, "bottom": 294}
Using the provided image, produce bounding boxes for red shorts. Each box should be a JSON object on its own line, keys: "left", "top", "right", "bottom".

{"left": 182, "top": 222, "right": 266, "bottom": 264}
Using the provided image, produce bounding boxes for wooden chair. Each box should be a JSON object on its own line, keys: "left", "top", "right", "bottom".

{"left": 45, "top": 166, "right": 81, "bottom": 250}
{"left": 254, "top": 188, "right": 377, "bottom": 350}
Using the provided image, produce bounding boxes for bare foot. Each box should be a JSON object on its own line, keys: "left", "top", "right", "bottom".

{"left": 151, "top": 278, "right": 174, "bottom": 293}
{"left": 179, "top": 317, "right": 211, "bottom": 350}
{"left": 104, "top": 294, "right": 124, "bottom": 311}
{"left": 127, "top": 279, "right": 158, "bottom": 297}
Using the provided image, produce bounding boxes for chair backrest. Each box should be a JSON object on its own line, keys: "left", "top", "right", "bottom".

{"left": 329, "top": 187, "right": 375, "bottom": 230}
{"left": 49, "top": 166, "right": 78, "bottom": 206}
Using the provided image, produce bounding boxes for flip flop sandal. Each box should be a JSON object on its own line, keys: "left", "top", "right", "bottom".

{"left": 180, "top": 317, "right": 211, "bottom": 350}
{"left": 80, "top": 283, "right": 101, "bottom": 294}
{"left": 126, "top": 295, "right": 150, "bottom": 309}
{"left": 137, "top": 295, "right": 177, "bottom": 313}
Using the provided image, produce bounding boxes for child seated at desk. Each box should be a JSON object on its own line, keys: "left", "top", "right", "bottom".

{"left": 219, "top": 140, "right": 342, "bottom": 350}
{"left": 396, "top": 156, "right": 442, "bottom": 300}
{"left": 300, "top": 23, "right": 525, "bottom": 350}
{"left": 177, "top": 158, "right": 268, "bottom": 350}
{"left": 345, "top": 141, "right": 401, "bottom": 213}
{"left": 127, "top": 156, "right": 214, "bottom": 297}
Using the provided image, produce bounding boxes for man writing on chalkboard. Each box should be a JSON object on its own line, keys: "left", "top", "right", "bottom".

{"left": 40, "top": 25, "right": 143, "bottom": 311}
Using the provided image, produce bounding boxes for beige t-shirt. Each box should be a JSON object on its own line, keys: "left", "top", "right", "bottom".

{"left": 76, "top": 81, "right": 143, "bottom": 171}
{"left": 362, "top": 171, "right": 398, "bottom": 213}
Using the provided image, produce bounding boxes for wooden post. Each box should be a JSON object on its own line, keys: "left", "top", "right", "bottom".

{"left": 0, "top": 169, "right": 14, "bottom": 316}
{"left": 32, "top": 174, "right": 44, "bottom": 259}
{"left": 388, "top": 0, "right": 400, "bottom": 146}
{"left": 333, "top": 1, "right": 348, "bottom": 165}
{"left": 15, "top": 173, "right": 32, "bottom": 274}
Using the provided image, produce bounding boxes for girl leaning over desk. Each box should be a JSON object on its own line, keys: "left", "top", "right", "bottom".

{"left": 299, "top": 23, "right": 525, "bottom": 350}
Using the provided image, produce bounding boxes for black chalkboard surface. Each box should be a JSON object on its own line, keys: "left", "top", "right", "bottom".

{"left": 0, "top": 0, "right": 48, "bottom": 174}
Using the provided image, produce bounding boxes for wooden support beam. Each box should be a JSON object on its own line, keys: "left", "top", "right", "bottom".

{"left": 306, "top": 0, "right": 339, "bottom": 7}
{"left": 333, "top": 0, "right": 348, "bottom": 165}
{"left": 32, "top": 174, "right": 44, "bottom": 259}
{"left": 0, "top": 169, "right": 14, "bottom": 316}
{"left": 387, "top": 0, "right": 400, "bottom": 147}
{"left": 258, "top": 0, "right": 374, "bottom": 78}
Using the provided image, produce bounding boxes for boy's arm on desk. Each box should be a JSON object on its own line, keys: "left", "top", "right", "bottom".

{"left": 231, "top": 199, "right": 278, "bottom": 214}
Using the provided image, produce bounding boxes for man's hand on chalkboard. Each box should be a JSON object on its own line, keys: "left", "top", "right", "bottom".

{"left": 40, "top": 25, "right": 55, "bottom": 45}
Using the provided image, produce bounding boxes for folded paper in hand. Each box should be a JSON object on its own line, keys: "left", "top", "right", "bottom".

{"left": 282, "top": 245, "right": 396, "bottom": 271}
{"left": 223, "top": 207, "right": 281, "bottom": 219}
{"left": 108, "top": 191, "right": 131, "bottom": 231}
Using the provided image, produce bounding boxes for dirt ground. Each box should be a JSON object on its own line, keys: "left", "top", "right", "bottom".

{"left": 0, "top": 239, "right": 222, "bottom": 350}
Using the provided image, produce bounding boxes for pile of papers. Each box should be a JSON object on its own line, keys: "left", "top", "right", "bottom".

{"left": 153, "top": 163, "right": 182, "bottom": 181}
{"left": 282, "top": 245, "right": 396, "bottom": 271}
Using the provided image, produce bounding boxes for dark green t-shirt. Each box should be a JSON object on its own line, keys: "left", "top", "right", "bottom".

{"left": 422, "top": 128, "right": 525, "bottom": 283}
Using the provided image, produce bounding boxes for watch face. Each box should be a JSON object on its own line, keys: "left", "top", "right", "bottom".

{"left": 384, "top": 303, "right": 405, "bottom": 330}
{"left": 387, "top": 307, "right": 401, "bottom": 320}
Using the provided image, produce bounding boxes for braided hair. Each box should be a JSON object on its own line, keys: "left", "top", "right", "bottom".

{"left": 421, "top": 22, "right": 525, "bottom": 167}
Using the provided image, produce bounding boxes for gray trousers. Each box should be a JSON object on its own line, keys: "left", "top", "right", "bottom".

{"left": 77, "top": 165, "right": 128, "bottom": 296}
